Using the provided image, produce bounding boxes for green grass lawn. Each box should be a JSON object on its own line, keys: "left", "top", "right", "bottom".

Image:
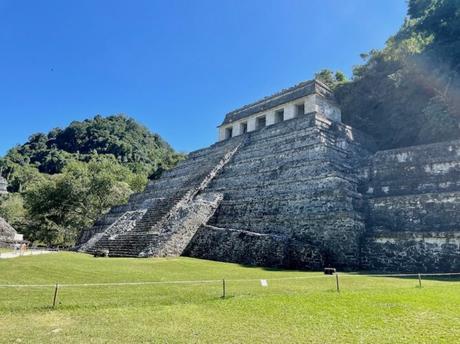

{"left": 0, "top": 253, "right": 459, "bottom": 343}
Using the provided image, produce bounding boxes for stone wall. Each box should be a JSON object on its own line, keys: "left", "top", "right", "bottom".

{"left": 184, "top": 225, "right": 324, "bottom": 269}
{"left": 361, "top": 231, "right": 460, "bottom": 272}
{"left": 361, "top": 140, "right": 460, "bottom": 272}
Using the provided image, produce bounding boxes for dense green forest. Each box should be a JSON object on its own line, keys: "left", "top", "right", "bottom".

{"left": 317, "top": 0, "right": 460, "bottom": 149}
{"left": 0, "top": 115, "right": 184, "bottom": 246}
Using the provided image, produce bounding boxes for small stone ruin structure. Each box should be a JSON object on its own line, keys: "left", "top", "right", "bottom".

{"left": 0, "top": 173, "right": 24, "bottom": 247}
{"left": 0, "top": 217, "right": 23, "bottom": 248}
{"left": 77, "top": 80, "right": 460, "bottom": 272}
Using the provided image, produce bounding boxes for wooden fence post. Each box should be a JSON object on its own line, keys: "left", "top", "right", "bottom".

{"left": 222, "top": 279, "right": 226, "bottom": 299}
{"left": 336, "top": 274, "right": 340, "bottom": 293}
{"left": 52, "top": 283, "right": 59, "bottom": 308}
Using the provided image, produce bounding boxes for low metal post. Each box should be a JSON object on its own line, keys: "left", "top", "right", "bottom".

{"left": 418, "top": 273, "right": 422, "bottom": 288}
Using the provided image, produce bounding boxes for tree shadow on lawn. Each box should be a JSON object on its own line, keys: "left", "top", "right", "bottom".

{"left": 236, "top": 262, "right": 322, "bottom": 274}
{"left": 235, "top": 261, "right": 460, "bottom": 284}
{"left": 346, "top": 271, "right": 460, "bottom": 283}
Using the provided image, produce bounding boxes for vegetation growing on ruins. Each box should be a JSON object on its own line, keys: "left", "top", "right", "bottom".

{"left": 318, "top": 0, "right": 460, "bottom": 149}
{"left": 0, "top": 253, "right": 459, "bottom": 343}
{"left": 0, "top": 115, "right": 184, "bottom": 246}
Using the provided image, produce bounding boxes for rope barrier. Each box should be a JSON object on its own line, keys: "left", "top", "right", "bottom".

{"left": 337, "top": 272, "right": 460, "bottom": 278}
{"left": 0, "top": 276, "right": 329, "bottom": 288}
{"left": 0, "top": 272, "right": 458, "bottom": 289}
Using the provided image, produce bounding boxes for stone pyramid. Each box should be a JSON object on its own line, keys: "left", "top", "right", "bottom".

{"left": 77, "top": 80, "right": 460, "bottom": 272}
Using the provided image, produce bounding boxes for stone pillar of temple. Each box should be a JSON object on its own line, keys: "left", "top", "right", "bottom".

{"left": 266, "top": 111, "right": 275, "bottom": 126}
{"left": 232, "top": 122, "right": 242, "bottom": 136}
{"left": 284, "top": 104, "right": 296, "bottom": 120}
{"left": 247, "top": 117, "right": 257, "bottom": 132}
{"left": 218, "top": 127, "right": 226, "bottom": 141}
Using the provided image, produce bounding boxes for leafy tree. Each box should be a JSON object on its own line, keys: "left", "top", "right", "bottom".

{"left": 314, "top": 69, "right": 347, "bottom": 90}
{"left": 0, "top": 161, "right": 47, "bottom": 193}
{"left": 334, "top": 0, "right": 460, "bottom": 149}
{"left": 23, "top": 157, "right": 142, "bottom": 246}
{"left": 0, "top": 193, "right": 26, "bottom": 229}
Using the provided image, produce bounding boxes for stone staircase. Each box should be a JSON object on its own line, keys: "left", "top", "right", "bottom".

{"left": 81, "top": 136, "right": 245, "bottom": 257}
{"left": 76, "top": 137, "right": 246, "bottom": 248}
{"left": 139, "top": 192, "right": 224, "bottom": 257}
{"left": 79, "top": 210, "right": 147, "bottom": 252}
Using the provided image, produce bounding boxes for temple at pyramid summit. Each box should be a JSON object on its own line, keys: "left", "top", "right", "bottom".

{"left": 77, "top": 80, "right": 460, "bottom": 272}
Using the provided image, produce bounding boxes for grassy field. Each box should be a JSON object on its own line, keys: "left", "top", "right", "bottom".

{"left": 0, "top": 253, "right": 459, "bottom": 343}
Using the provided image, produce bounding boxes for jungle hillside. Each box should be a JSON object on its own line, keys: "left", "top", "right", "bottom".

{"left": 0, "top": 115, "right": 184, "bottom": 246}
{"left": 317, "top": 0, "right": 460, "bottom": 149}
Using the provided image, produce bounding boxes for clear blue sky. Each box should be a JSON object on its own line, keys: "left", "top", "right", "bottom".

{"left": 0, "top": 0, "right": 407, "bottom": 155}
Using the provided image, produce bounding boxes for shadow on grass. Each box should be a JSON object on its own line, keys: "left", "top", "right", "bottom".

{"left": 236, "top": 262, "right": 321, "bottom": 274}
{"left": 345, "top": 271, "right": 460, "bottom": 283}
{"left": 236, "top": 261, "right": 460, "bottom": 283}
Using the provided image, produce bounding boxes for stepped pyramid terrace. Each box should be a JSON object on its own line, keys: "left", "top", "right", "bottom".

{"left": 77, "top": 80, "right": 460, "bottom": 272}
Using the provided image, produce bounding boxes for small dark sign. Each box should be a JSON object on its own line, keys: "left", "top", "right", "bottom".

{"left": 324, "top": 267, "right": 336, "bottom": 275}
